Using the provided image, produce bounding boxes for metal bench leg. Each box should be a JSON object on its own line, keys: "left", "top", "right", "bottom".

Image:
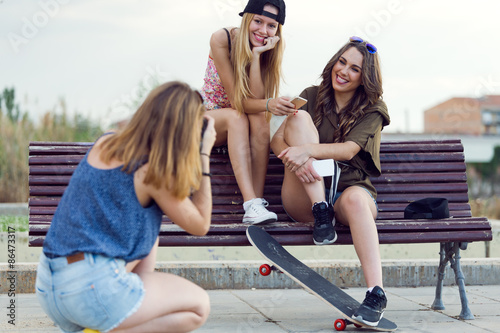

{"left": 431, "top": 242, "right": 474, "bottom": 320}
{"left": 431, "top": 242, "right": 447, "bottom": 310}
{"left": 449, "top": 242, "right": 475, "bottom": 320}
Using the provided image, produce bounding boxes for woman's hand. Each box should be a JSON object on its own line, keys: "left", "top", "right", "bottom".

{"left": 201, "top": 115, "right": 216, "bottom": 155}
{"left": 253, "top": 36, "right": 280, "bottom": 55}
{"left": 294, "top": 158, "right": 322, "bottom": 183}
{"left": 278, "top": 144, "right": 312, "bottom": 172}
{"left": 268, "top": 97, "right": 297, "bottom": 116}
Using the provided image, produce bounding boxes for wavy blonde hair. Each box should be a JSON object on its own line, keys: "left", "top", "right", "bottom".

{"left": 314, "top": 41, "right": 383, "bottom": 143}
{"left": 99, "top": 81, "right": 205, "bottom": 199}
{"left": 231, "top": 12, "right": 285, "bottom": 114}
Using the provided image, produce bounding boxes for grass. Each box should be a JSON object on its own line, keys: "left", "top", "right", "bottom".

{"left": 0, "top": 215, "right": 29, "bottom": 232}
{"left": 470, "top": 196, "right": 500, "bottom": 220}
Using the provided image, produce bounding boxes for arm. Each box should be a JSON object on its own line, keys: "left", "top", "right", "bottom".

{"left": 148, "top": 166, "right": 212, "bottom": 236}
{"left": 272, "top": 119, "right": 360, "bottom": 182}
{"left": 243, "top": 97, "right": 296, "bottom": 115}
{"left": 279, "top": 141, "right": 361, "bottom": 173}
{"left": 271, "top": 109, "right": 361, "bottom": 181}
{"left": 279, "top": 112, "right": 386, "bottom": 172}
{"left": 248, "top": 49, "right": 265, "bottom": 99}
{"left": 243, "top": 35, "right": 297, "bottom": 115}
{"left": 144, "top": 117, "right": 216, "bottom": 236}
{"left": 211, "top": 28, "right": 295, "bottom": 116}
{"left": 247, "top": 36, "right": 280, "bottom": 99}
{"left": 210, "top": 28, "right": 237, "bottom": 107}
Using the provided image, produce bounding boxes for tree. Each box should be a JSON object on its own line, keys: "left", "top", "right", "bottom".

{"left": 2, "top": 87, "right": 21, "bottom": 122}
{"left": 469, "top": 146, "right": 500, "bottom": 196}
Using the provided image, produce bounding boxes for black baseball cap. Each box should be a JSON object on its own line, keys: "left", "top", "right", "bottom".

{"left": 239, "top": 0, "right": 286, "bottom": 26}
{"left": 404, "top": 198, "right": 450, "bottom": 219}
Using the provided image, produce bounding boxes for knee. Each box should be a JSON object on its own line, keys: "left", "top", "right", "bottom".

{"left": 193, "top": 290, "right": 211, "bottom": 328}
{"left": 337, "top": 188, "right": 372, "bottom": 213}
{"left": 251, "top": 114, "right": 270, "bottom": 136}
{"left": 286, "top": 110, "right": 313, "bottom": 129}
{"left": 284, "top": 111, "right": 317, "bottom": 142}
{"left": 228, "top": 110, "right": 249, "bottom": 131}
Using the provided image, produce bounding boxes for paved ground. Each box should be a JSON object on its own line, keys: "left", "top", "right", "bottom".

{"left": 2, "top": 285, "right": 499, "bottom": 332}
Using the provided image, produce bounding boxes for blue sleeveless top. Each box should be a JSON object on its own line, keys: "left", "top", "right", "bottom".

{"left": 43, "top": 147, "right": 163, "bottom": 263}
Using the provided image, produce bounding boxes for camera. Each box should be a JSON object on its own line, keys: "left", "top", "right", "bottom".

{"left": 200, "top": 118, "right": 208, "bottom": 151}
{"left": 201, "top": 118, "right": 208, "bottom": 138}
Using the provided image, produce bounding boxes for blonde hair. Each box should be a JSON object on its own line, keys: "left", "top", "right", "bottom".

{"left": 231, "top": 13, "right": 285, "bottom": 114}
{"left": 99, "top": 81, "right": 205, "bottom": 199}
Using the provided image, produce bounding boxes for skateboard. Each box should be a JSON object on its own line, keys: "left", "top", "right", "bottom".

{"left": 246, "top": 226, "right": 397, "bottom": 331}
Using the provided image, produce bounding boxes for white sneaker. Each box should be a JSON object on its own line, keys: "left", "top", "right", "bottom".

{"left": 242, "top": 198, "right": 278, "bottom": 225}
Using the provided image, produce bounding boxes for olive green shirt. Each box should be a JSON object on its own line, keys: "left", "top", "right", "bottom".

{"left": 300, "top": 86, "right": 390, "bottom": 199}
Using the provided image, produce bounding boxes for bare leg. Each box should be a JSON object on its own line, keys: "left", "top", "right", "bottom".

{"left": 111, "top": 273, "right": 210, "bottom": 333}
{"left": 334, "top": 186, "right": 382, "bottom": 288}
{"left": 207, "top": 108, "right": 257, "bottom": 202}
{"left": 111, "top": 239, "right": 210, "bottom": 333}
{"left": 247, "top": 112, "right": 270, "bottom": 198}
{"left": 279, "top": 111, "right": 326, "bottom": 216}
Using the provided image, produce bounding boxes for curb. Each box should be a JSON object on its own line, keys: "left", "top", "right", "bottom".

{"left": 0, "top": 203, "right": 28, "bottom": 217}
{"left": 2, "top": 258, "right": 499, "bottom": 293}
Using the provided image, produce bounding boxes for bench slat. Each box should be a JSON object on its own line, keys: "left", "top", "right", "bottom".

{"left": 29, "top": 218, "right": 491, "bottom": 235}
{"left": 29, "top": 172, "right": 469, "bottom": 185}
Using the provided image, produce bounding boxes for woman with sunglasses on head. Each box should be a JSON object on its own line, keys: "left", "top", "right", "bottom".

{"left": 200, "top": 0, "right": 297, "bottom": 225}
{"left": 271, "top": 37, "right": 390, "bottom": 326}
{"left": 36, "top": 81, "right": 215, "bottom": 333}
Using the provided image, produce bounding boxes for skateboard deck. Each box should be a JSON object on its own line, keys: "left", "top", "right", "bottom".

{"left": 246, "top": 226, "right": 397, "bottom": 331}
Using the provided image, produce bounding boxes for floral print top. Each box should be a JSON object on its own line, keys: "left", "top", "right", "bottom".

{"left": 200, "top": 56, "right": 232, "bottom": 110}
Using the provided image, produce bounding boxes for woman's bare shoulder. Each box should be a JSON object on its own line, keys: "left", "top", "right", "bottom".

{"left": 210, "top": 27, "right": 237, "bottom": 47}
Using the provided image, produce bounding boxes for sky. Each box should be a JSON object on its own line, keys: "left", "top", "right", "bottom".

{"left": 1, "top": 0, "right": 500, "bottom": 132}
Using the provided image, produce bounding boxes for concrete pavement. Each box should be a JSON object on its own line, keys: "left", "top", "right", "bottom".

{"left": 2, "top": 285, "right": 499, "bottom": 332}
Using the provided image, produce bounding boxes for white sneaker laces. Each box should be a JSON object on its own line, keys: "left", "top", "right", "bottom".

{"left": 248, "top": 199, "right": 269, "bottom": 215}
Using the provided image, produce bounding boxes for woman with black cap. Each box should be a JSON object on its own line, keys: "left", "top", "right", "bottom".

{"left": 200, "top": 0, "right": 297, "bottom": 225}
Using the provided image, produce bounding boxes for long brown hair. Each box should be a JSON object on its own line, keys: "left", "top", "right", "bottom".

{"left": 232, "top": 12, "right": 285, "bottom": 114}
{"left": 314, "top": 40, "right": 383, "bottom": 143}
{"left": 99, "top": 81, "right": 205, "bottom": 199}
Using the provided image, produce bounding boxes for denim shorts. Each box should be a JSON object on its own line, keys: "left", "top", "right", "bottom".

{"left": 327, "top": 186, "right": 379, "bottom": 212}
{"left": 36, "top": 253, "right": 145, "bottom": 333}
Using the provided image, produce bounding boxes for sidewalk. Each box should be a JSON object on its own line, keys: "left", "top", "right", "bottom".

{"left": 2, "top": 285, "right": 499, "bottom": 332}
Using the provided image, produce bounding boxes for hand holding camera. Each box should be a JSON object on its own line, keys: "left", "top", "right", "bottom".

{"left": 200, "top": 115, "right": 216, "bottom": 154}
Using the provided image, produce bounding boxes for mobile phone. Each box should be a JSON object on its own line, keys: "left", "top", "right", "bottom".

{"left": 291, "top": 96, "right": 307, "bottom": 109}
{"left": 312, "top": 159, "right": 335, "bottom": 177}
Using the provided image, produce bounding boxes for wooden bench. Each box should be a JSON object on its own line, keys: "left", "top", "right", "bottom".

{"left": 28, "top": 139, "right": 492, "bottom": 319}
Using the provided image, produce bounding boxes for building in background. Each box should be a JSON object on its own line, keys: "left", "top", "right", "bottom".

{"left": 424, "top": 95, "right": 500, "bottom": 135}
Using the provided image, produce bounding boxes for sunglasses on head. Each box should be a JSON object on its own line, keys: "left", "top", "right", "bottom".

{"left": 349, "top": 36, "right": 377, "bottom": 54}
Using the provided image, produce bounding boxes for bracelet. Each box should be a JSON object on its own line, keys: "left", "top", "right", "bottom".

{"left": 201, "top": 153, "right": 210, "bottom": 157}
{"left": 202, "top": 172, "right": 212, "bottom": 178}
{"left": 266, "top": 98, "right": 272, "bottom": 112}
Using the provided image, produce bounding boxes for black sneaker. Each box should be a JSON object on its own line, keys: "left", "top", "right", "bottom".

{"left": 352, "top": 286, "right": 387, "bottom": 326}
{"left": 312, "top": 201, "right": 337, "bottom": 245}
